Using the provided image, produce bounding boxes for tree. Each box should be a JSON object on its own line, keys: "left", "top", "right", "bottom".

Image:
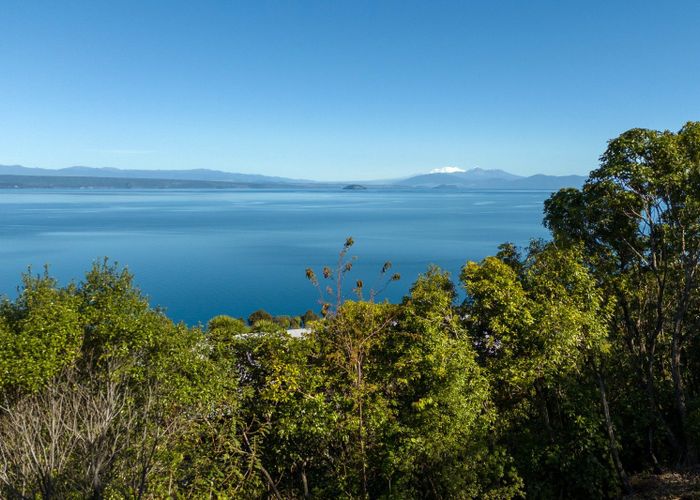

{"left": 247, "top": 309, "right": 273, "bottom": 326}
{"left": 0, "top": 369, "right": 82, "bottom": 498}
{"left": 301, "top": 309, "right": 319, "bottom": 326}
{"left": 311, "top": 300, "right": 398, "bottom": 497}
{"left": 225, "top": 328, "right": 335, "bottom": 498}
{"left": 305, "top": 267, "right": 521, "bottom": 498}
{"left": 462, "top": 243, "right": 620, "bottom": 497}
{"left": 0, "top": 270, "right": 81, "bottom": 396}
{"left": 207, "top": 315, "right": 248, "bottom": 335}
{"left": 0, "top": 261, "right": 237, "bottom": 498}
{"left": 544, "top": 122, "right": 700, "bottom": 466}
{"left": 389, "top": 266, "right": 522, "bottom": 498}
{"left": 272, "top": 315, "right": 292, "bottom": 329}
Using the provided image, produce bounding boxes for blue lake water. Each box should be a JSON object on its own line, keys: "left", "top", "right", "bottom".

{"left": 0, "top": 189, "right": 551, "bottom": 325}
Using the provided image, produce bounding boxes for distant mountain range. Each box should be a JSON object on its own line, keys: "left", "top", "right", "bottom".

{"left": 0, "top": 165, "right": 311, "bottom": 185}
{"left": 0, "top": 165, "right": 586, "bottom": 190}
{"left": 397, "top": 167, "right": 585, "bottom": 189}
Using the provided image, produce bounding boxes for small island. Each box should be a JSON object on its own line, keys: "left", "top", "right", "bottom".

{"left": 342, "top": 184, "right": 367, "bottom": 190}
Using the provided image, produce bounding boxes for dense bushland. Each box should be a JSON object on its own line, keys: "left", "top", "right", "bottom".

{"left": 1, "top": 122, "right": 700, "bottom": 498}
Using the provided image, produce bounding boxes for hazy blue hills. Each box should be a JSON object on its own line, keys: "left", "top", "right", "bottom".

{"left": 0, "top": 165, "right": 311, "bottom": 185}
{"left": 0, "top": 164, "right": 586, "bottom": 190}
{"left": 397, "top": 168, "right": 585, "bottom": 189}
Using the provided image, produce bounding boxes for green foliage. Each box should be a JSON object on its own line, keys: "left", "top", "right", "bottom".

{"left": 0, "top": 271, "right": 81, "bottom": 395}
{"left": 462, "top": 244, "right": 617, "bottom": 498}
{"left": 389, "top": 266, "right": 523, "bottom": 498}
{"left": 0, "top": 261, "right": 235, "bottom": 499}
{"left": 207, "top": 314, "right": 249, "bottom": 356}
{"left": 247, "top": 308, "right": 273, "bottom": 326}
{"left": 250, "top": 318, "right": 285, "bottom": 334}
{"left": 544, "top": 121, "right": 700, "bottom": 469}
{"left": 207, "top": 314, "right": 248, "bottom": 334}
{"left": 272, "top": 314, "right": 293, "bottom": 329}
{"left": 301, "top": 309, "right": 319, "bottom": 326}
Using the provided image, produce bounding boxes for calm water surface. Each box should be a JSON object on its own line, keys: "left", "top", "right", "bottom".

{"left": 0, "top": 189, "right": 551, "bottom": 324}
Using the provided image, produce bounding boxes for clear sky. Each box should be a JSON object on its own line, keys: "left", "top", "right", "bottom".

{"left": 1, "top": 1, "right": 699, "bottom": 181}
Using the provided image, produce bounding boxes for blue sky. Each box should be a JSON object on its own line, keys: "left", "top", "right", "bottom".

{"left": 1, "top": 1, "right": 699, "bottom": 181}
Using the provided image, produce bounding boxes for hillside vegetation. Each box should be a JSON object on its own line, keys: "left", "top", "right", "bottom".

{"left": 1, "top": 122, "right": 700, "bottom": 498}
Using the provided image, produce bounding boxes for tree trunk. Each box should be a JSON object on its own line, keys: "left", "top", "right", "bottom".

{"left": 534, "top": 381, "right": 554, "bottom": 443}
{"left": 619, "top": 292, "right": 680, "bottom": 464}
{"left": 643, "top": 349, "right": 682, "bottom": 463}
{"left": 596, "top": 368, "right": 632, "bottom": 494}
{"left": 301, "top": 463, "right": 309, "bottom": 498}
{"left": 671, "top": 327, "right": 697, "bottom": 465}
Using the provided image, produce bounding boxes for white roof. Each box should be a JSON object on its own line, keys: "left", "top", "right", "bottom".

{"left": 286, "top": 328, "right": 311, "bottom": 338}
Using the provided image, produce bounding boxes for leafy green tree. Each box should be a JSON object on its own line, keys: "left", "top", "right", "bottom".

{"left": 272, "top": 315, "right": 292, "bottom": 329}
{"left": 462, "top": 243, "right": 620, "bottom": 498}
{"left": 207, "top": 314, "right": 248, "bottom": 335}
{"left": 0, "top": 270, "right": 81, "bottom": 396}
{"left": 304, "top": 268, "right": 521, "bottom": 498}
{"left": 301, "top": 309, "right": 319, "bottom": 326}
{"left": 544, "top": 121, "right": 700, "bottom": 466}
{"left": 74, "top": 261, "right": 233, "bottom": 498}
{"left": 247, "top": 309, "right": 273, "bottom": 326}
{"left": 226, "top": 329, "right": 336, "bottom": 498}
{"left": 0, "top": 261, "right": 239, "bottom": 498}
{"left": 250, "top": 319, "right": 285, "bottom": 334}
{"left": 310, "top": 300, "right": 398, "bottom": 497}
{"left": 387, "top": 266, "right": 522, "bottom": 498}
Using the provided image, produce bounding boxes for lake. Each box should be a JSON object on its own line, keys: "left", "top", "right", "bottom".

{"left": 0, "top": 189, "right": 552, "bottom": 325}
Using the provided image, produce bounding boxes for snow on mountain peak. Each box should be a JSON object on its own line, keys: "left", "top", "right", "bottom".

{"left": 429, "top": 166, "right": 465, "bottom": 174}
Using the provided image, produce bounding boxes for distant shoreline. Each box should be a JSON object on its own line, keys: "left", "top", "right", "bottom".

{"left": 0, "top": 174, "right": 336, "bottom": 190}
{"left": 0, "top": 175, "right": 574, "bottom": 192}
{"left": 0, "top": 165, "right": 586, "bottom": 190}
